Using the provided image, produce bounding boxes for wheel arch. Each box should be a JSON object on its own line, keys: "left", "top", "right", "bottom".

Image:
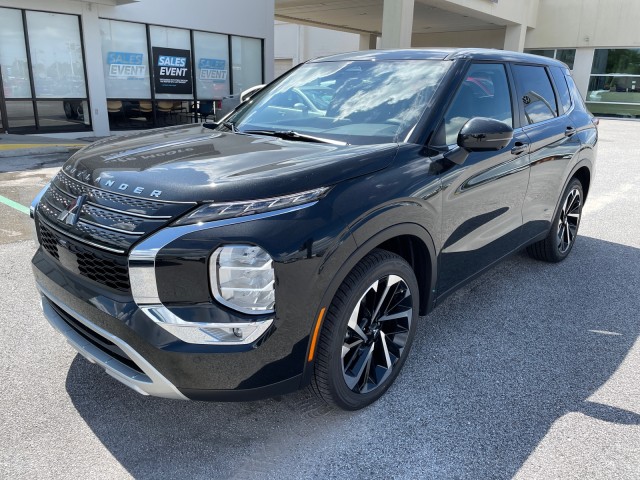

{"left": 572, "top": 164, "right": 591, "bottom": 202}
{"left": 301, "top": 223, "right": 438, "bottom": 386}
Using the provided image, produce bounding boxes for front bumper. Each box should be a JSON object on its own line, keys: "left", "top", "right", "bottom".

{"left": 39, "top": 285, "right": 187, "bottom": 399}
{"left": 32, "top": 249, "right": 306, "bottom": 400}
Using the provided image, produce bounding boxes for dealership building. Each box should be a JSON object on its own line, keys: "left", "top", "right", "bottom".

{"left": 0, "top": 0, "right": 638, "bottom": 138}
{"left": 0, "top": 0, "right": 274, "bottom": 137}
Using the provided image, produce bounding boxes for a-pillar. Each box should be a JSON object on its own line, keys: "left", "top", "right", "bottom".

{"left": 381, "top": 0, "right": 415, "bottom": 49}
{"left": 359, "top": 33, "right": 377, "bottom": 50}
{"left": 504, "top": 23, "right": 527, "bottom": 52}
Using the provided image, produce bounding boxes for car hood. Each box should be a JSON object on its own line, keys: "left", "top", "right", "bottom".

{"left": 62, "top": 124, "right": 398, "bottom": 203}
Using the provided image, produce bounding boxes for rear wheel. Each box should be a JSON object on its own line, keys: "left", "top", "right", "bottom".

{"left": 311, "top": 249, "right": 419, "bottom": 410}
{"left": 527, "top": 178, "right": 583, "bottom": 262}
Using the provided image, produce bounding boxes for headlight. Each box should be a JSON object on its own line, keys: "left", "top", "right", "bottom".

{"left": 210, "top": 245, "right": 275, "bottom": 314}
{"left": 172, "top": 187, "right": 330, "bottom": 226}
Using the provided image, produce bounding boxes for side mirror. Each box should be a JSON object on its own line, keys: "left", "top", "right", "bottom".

{"left": 445, "top": 117, "right": 514, "bottom": 165}
{"left": 458, "top": 117, "right": 513, "bottom": 152}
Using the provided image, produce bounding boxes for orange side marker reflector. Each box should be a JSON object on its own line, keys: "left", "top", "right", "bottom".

{"left": 308, "top": 307, "right": 326, "bottom": 362}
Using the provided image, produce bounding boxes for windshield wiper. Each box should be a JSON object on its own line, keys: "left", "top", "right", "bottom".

{"left": 241, "top": 129, "right": 347, "bottom": 146}
{"left": 223, "top": 120, "right": 238, "bottom": 132}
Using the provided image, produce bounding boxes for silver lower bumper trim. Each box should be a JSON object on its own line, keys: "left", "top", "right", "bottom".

{"left": 37, "top": 284, "right": 187, "bottom": 400}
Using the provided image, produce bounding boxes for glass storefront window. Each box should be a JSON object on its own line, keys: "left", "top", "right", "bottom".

{"left": 194, "top": 31, "right": 229, "bottom": 99}
{"left": 592, "top": 48, "right": 640, "bottom": 75}
{"left": 0, "top": 8, "right": 32, "bottom": 99}
{"left": 526, "top": 49, "right": 555, "bottom": 59}
{"left": 100, "top": 19, "right": 151, "bottom": 99}
{"left": 26, "top": 11, "right": 87, "bottom": 98}
{"left": 231, "top": 36, "right": 263, "bottom": 94}
{"left": 37, "top": 100, "right": 89, "bottom": 128}
{"left": 150, "top": 26, "right": 193, "bottom": 100}
{"left": 556, "top": 49, "right": 576, "bottom": 70}
{"left": 588, "top": 49, "right": 640, "bottom": 118}
{"left": 5, "top": 101, "right": 35, "bottom": 131}
{"left": 525, "top": 48, "right": 575, "bottom": 70}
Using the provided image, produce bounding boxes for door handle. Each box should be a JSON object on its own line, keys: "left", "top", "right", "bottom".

{"left": 565, "top": 126, "right": 576, "bottom": 137}
{"left": 511, "top": 142, "right": 528, "bottom": 155}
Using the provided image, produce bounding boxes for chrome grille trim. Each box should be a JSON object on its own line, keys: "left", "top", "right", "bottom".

{"left": 84, "top": 201, "right": 172, "bottom": 220}
{"left": 51, "top": 182, "right": 172, "bottom": 220}
{"left": 40, "top": 198, "right": 145, "bottom": 237}
{"left": 38, "top": 216, "right": 126, "bottom": 254}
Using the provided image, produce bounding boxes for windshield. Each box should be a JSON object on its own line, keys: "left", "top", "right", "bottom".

{"left": 224, "top": 59, "right": 451, "bottom": 145}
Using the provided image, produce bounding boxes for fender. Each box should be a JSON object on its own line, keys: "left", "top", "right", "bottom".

{"left": 300, "top": 220, "right": 439, "bottom": 386}
{"left": 552, "top": 156, "right": 593, "bottom": 219}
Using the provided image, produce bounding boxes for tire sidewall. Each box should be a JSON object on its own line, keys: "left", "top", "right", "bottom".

{"left": 326, "top": 254, "right": 419, "bottom": 410}
{"left": 552, "top": 178, "right": 584, "bottom": 261}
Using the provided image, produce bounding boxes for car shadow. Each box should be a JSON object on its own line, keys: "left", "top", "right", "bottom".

{"left": 65, "top": 235, "right": 640, "bottom": 479}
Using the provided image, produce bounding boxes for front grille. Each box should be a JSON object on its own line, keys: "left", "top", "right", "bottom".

{"left": 36, "top": 171, "right": 195, "bottom": 291}
{"left": 39, "top": 222, "right": 60, "bottom": 260}
{"left": 39, "top": 222, "right": 131, "bottom": 292}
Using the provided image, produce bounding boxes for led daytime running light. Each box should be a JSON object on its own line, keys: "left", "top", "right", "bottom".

{"left": 173, "top": 187, "right": 329, "bottom": 225}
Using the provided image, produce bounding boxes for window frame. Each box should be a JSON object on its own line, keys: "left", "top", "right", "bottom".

{"left": 549, "top": 66, "right": 574, "bottom": 116}
{"left": 99, "top": 17, "right": 265, "bottom": 131}
{"left": 0, "top": 7, "right": 91, "bottom": 134}
{"left": 511, "top": 63, "right": 561, "bottom": 127}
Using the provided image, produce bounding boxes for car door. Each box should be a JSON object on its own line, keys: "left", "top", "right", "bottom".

{"left": 432, "top": 62, "right": 531, "bottom": 298}
{"left": 511, "top": 63, "right": 583, "bottom": 241}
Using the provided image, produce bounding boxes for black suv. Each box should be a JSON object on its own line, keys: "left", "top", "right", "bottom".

{"left": 31, "top": 49, "right": 597, "bottom": 410}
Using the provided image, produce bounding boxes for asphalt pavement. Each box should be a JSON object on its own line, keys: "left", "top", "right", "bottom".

{"left": 0, "top": 120, "right": 638, "bottom": 479}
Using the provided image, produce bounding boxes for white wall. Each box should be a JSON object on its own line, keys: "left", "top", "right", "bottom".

{"left": 437, "top": 0, "right": 539, "bottom": 28}
{"left": 412, "top": 28, "right": 505, "bottom": 49}
{"left": 274, "top": 21, "right": 359, "bottom": 67}
{"left": 526, "top": 0, "right": 640, "bottom": 49}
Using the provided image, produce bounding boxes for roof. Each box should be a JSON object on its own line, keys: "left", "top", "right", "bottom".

{"left": 310, "top": 48, "right": 567, "bottom": 68}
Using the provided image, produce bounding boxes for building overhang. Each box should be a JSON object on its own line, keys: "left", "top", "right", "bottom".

{"left": 275, "top": 0, "right": 538, "bottom": 37}
{"left": 75, "top": 0, "right": 139, "bottom": 5}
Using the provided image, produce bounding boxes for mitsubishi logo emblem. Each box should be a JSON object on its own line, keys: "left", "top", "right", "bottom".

{"left": 57, "top": 194, "right": 86, "bottom": 226}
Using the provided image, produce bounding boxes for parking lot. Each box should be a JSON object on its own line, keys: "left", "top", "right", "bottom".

{"left": 0, "top": 119, "right": 638, "bottom": 479}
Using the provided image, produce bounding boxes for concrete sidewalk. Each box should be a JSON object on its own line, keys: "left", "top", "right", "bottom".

{"left": 0, "top": 133, "right": 89, "bottom": 159}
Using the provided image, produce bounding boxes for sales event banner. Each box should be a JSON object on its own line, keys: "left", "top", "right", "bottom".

{"left": 152, "top": 47, "right": 193, "bottom": 95}
{"left": 107, "top": 51, "right": 146, "bottom": 78}
{"left": 198, "top": 58, "right": 227, "bottom": 83}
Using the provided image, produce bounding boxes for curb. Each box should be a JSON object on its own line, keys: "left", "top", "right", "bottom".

{"left": 0, "top": 146, "right": 84, "bottom": 158}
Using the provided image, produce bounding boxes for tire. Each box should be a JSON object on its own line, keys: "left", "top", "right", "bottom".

{"left": 527, "top": 178, "right": 584, "bottom": 263}
{"left": 63, "top": 101, "right": 75, "bottom": 119}
{"left": 311, "top": 249, "right": 419, "bottom": 410}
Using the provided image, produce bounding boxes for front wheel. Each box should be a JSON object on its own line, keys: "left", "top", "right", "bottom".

{"left": 527, "top": 178, "right": 584, "bottom": 262}
{"left": 311, "top": 249, "right": 419, "bottom": 410}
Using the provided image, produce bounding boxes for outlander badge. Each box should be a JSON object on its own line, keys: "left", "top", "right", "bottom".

{"left": 57, "top": 194, "right": 86, "bottom": 226}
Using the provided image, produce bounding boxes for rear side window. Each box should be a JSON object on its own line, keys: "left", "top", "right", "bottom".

{"left": 512, "top": 65, "right": 558, "bottom": 124}
{"left": 550, "top": 66, "right": 572, "bottom": 114}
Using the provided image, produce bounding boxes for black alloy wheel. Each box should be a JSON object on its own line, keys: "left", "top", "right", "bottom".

{"left": 527, "top": 178, "right": 584, "bottom": 262}
{"left": 311, "top": 249, "right": 419, "bottom": 410}
{"left": 557, "top": 186, "right": 582, "bottom": 254}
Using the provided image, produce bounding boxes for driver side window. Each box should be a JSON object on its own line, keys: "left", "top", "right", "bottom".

{"left": 437, "top": 63, "right": 513, "bottom": 146}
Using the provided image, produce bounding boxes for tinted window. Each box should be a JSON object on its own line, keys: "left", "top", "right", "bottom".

{"left": 550, "top": 66, "right": 572, "bottom": 113}
{"left": 440, "top": 63, "right": 513, "bottom": 145}
{"left": 512, "top": 65, "right": 558, "bottom": 124}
